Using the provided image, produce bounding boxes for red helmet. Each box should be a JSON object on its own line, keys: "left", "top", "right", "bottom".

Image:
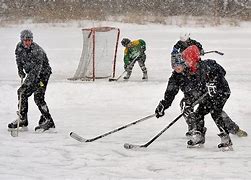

{"left": 182, "top": 45, "right": 200, "bottom": 73}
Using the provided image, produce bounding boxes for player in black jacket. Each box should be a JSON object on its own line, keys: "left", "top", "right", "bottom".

{"left": 155, "top": 45, "right": 243, "bottom": 149}
{"left": 171, "top": 32, "right": 204, "bottom": 55}
{"left": 8, "top": 30, "right": 55, "bottom": 132}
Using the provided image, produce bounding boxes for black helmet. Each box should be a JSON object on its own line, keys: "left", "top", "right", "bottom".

{"left": 121, "top": 38, "right": 131, "bottom": 47}
{"left": 20, "top": 29, "right": 33, "bottom": 41}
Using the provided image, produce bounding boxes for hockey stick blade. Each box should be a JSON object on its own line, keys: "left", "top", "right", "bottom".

{"left": 108, "top": 78, "right": 117, "bottom": 82}
{"left": 10, "top": 130, "right": 18, "bottom": 137}
{"left": 124, "top": 143, "right": 146, "bottom": 149}
{"left": 70, "top": 132, "right": 88, "bottom": 142}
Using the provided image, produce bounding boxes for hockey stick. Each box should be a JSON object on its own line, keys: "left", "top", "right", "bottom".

{"left": 124, "top": 93, "right": 208, "bottom": 149}
{"left": 204, "top": 50, "right": 224, "bottom": 56}
{"left": 70, "top": 113, "right": 156, "bottom": 142}
{"left": 11, "top": 78, "right": 23, "bottom": 137}
{"left": 108, "top": 55, "right": 139, "bottom": 82}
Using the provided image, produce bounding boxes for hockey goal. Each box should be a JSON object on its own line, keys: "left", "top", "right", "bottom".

{"left": 69, "top": 27, "right": 120, "bottom": 81}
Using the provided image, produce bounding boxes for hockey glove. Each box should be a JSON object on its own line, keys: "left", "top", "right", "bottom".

{"left": 39, "top": 81, "right": 45, "bottom": 87}
{"left": 182, "top": 105, "right": 193, "bottom": 117}
{"left": 200, "top": 49, "right": 205, "bottom": 56}
{"left": 18, "top": 70, "right": 26, "bottom": 79}
{"left": 180, "top": 99, "right": 193, "bottom": 117}
{"left": 155, "top": 100, "right": 166, "bottom": 118}
{"left": 206, "top": 82, "right": 217, "bottom": 97}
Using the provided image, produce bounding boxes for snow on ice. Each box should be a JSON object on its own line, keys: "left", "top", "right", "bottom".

{"left": 0, "top": 21, "right": 250, "bottom": 179}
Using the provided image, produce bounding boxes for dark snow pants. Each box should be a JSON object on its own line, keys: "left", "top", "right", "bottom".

{"left": 17, "top": 73, "right": 53, "bottom": 122}
{"left": 192, "top": 95, "right": 232, "bottom": 134}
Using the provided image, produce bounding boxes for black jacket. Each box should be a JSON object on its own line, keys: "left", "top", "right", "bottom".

{"left": 162, "top": 59, "right": 231, "bottom": 109}
{"left": 15, "top": 42, "right": 52, "bottom": 85}
{"left": 173, "top": 38, "right": 203, "bottom": 53}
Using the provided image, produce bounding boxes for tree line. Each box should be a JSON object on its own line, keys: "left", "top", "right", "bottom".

{"left": 0, "top": 0, "right": 250, "bottom": 24}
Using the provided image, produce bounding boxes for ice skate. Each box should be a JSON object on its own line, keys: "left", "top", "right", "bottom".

{"left": 142, "top": 72, "right": 148, "bottom": 80}
{"left": 8, "top": 117, "right": 28, "bottom": 132}
{"left": 123, "top": 71, "right": 131, "bottom": 80}
{"left": 187, "top": 131, "right": 204, "bottom": 148}
{"left": 218, "top": 132, "right": 233, "bottom": 151}
{"left": 187, "top": 127, "right": 207, "bottom": 148}
{"left": 236, "top": 129, "right": 248, "bottom": 137}
{"left": 35, "top": 118, "right": 55, "bottom": 133}
{"left": 185, "top": 131, "right": 193, "bottom": 139}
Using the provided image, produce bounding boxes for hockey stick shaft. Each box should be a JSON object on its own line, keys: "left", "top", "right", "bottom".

{"left": 204, "top": 50, "right": 224, "bottom": 55}
{"left": 109, "top": 55, "right": 139, "bottom": 81}
{"left": 141, "top": 113, "right": 183, "bottom": 148}
{"left": 124, "top": 93, "right": 208, "bottom": 149}
{"left": 70, "top": 113, "right": 156, "bottom": 142}
{"left": 11, "top": 78, "right": 23, "bottom": 137}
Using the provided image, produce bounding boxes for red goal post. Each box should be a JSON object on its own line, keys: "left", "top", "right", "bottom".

{"left": 69, "top": 27, "right": 120, "bottom": 81}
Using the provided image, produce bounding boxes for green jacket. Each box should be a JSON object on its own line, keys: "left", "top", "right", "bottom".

{"left": 123, "top": 39, "right": 146, "bottom": 65}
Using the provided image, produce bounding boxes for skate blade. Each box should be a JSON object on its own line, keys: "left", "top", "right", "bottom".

{"left": 219, "top": 146, "right": 234, "bottom": 152}
{"left": 187, "top": 144, "right": 204, "bottom": 148}
{"left": 8, "top": 127, "right": 28, "bottom": 132}
{"left": 35, "top": 128, "right": 57, "bottom": 133}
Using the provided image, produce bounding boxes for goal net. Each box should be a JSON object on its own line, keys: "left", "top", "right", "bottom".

{"left": 69, "top": 27, "right": 120, "bottom": 81}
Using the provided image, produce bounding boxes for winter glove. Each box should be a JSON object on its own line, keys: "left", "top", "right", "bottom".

{"left": 39, "top": 81, "right": 45, "bottom": 87}
{"left": 140, "top": 45, "right": 146, "bottom": 53}
{"left": 206, "top": 81, "right": 217, "bottom": 97}
{"left": 155, "top": 100, "right": 166, "bottom": 118}
{"left": 18, "top": 70, "right": 26, "bottom": 79}
{"left": 180, "top": 99, "right": 193, "bottom": 116}
{"left": 200, "top": 49, "right": 205, "bottom": 56}
{"left": 182, "top": 105, "right": 194, "bottom": 117}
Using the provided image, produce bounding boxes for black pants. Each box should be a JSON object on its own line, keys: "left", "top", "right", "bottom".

{"left": 193, "top": 95, "right": 230, "bottom": 133}
{"left": 17, "top": 73, "right": 53, "bottom": 122}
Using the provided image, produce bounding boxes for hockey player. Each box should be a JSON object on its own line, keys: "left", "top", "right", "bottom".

{"left": 8, "top": 29, "right": 55, "bottom": 132}
{"left": 181, "top": 45, "right": 247, "bottom": 138}
{"left": 121, "top": 38, "right": 148, "bottom": 80}
{"left": 155, "top": 45, "right": 246, "bottom": 148}
{"left": 171, "top": 32, "right": 204, "bottom": 55}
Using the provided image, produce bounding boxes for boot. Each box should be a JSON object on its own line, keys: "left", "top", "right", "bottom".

{"left": 142, "top": 72, "right": 148, "bottom": 80}
{"left": 236, "top": 129, "right": 248, "bottom": 137}
{"left": 8, "top": 114, "right": 28, "bottom": 131}
{"left": 218, "top": 132, "right": 233, "bottom": 151}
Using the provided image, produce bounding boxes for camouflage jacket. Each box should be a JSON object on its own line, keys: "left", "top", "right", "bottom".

{"left": 123, "top": 39, "right": 146, "bottom": 65}
{"left": 15, "top": 42, "right": 52, "bottom": 85}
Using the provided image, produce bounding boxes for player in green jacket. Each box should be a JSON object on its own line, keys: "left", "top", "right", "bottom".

{"left": 121, "top": 38, "right": 147, "bottom": 80}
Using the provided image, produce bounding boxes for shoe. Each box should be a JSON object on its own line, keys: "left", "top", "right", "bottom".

{"left": 218, "top": 132, "right": 233, "bottom": 151}
{"left": 8, "top": 116, "right": 28, "bottom": 130}
{"left": 236, "top": 129, "right": 248, "bottom": 137}
{"left": 35, "top": 118, "right": 55, "bottom": 132}
{"left": 142, "top": 72, "right": 148, "bottom": 80}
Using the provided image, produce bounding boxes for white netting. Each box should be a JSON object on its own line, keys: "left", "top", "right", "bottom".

{"left": 70, "top": 27, "right": 119, "bottom": 81}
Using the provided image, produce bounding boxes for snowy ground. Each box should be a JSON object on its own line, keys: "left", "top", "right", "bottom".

{"left": 0, "top": 21, "right": 251, "bottom": 179}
